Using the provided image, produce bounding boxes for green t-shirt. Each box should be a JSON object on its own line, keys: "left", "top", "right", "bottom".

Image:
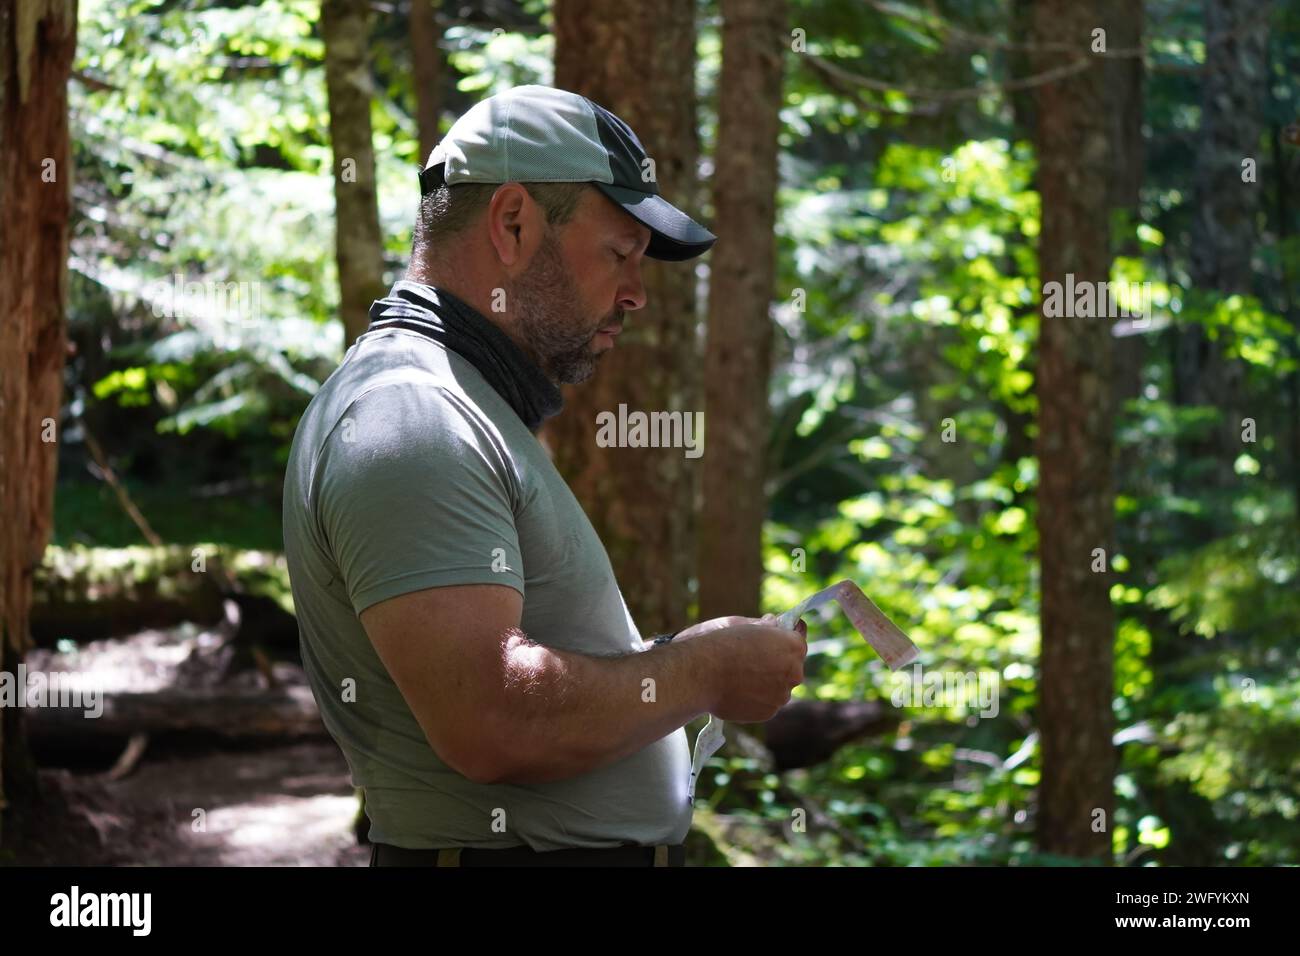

{"left": 282, "top": 326, "right": 692, "bottom": 850}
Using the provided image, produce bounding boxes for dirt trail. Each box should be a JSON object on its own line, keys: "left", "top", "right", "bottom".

{"left": 4, "top": 623, "right": 369, "bottom": 866}
{"left": 5, "top": 740, "right": 369, "bottom": 867}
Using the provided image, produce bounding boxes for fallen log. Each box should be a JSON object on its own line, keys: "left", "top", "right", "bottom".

{"left": 23, "top": 684, "right": 327, "bottom": 744}
{"left": 759, "top": 698, "right": 901, "bottom": 772}
{"left": 31, "top": 545, "right": 298, "bottom": 650}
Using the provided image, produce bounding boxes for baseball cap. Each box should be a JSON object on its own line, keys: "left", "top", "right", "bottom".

{"left": 418, "top": 85, "right": 716, "bottom": 261}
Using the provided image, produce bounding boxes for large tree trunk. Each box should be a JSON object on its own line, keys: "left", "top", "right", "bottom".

{"left": 697, "top": 0, "right": 786, "bottom": 620}
{"left": 547, "top": 0, "right": 703, "bottom": 634}
{"left": 0, "top": 0, "right": 78, "bottom": 846}
{"left": 1033, "top": 0, "right": 1116, "bottom": 862}
{"left": 408, "top": 0, "right": 443, "bottom": 163}
{"left": 321, "top": 0, "right": 387, "bottom": 348}
{"left": 1175, "top": 0, "right": 1269, "bottom": 494}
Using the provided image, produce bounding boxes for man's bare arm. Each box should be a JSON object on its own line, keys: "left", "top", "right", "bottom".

{"left": 359, "top": 583, "right": 725, "bottom": 785}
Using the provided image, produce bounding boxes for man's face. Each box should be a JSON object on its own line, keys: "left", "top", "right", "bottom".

{"left": 508, "top": 188, "right": 649, "bottom": 385}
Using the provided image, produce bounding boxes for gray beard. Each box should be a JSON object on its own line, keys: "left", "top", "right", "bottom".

{"left": 510, "top": 231, "right": 615, "bottom": 386}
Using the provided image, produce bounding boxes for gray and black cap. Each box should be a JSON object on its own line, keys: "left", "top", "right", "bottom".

{"left": 419, "top": 85, "right": 716, "bottom": 261}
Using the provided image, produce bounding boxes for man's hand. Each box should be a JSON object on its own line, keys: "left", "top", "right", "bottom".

{"left": 662, "top": 614, "right": 809, "bottom": 724}
{"left": 701, "top": 619, "right": 809, "bottom": 723}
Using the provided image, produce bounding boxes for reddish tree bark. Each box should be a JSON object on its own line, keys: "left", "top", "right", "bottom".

{"left": 0, "top": 0, "right": 78, "bottom": 845}
{"left": 547, "top": 0, "right": 703, "bottom": 634}
{"left": 1033, "top": 0, "right": 1117, "bottom": 863}
{"left": 698, "top": 0, "right": 786, "bottom": 620}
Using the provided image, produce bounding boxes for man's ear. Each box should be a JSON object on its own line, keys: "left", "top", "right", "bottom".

{"left": 486, "top": 183, "right": 540, "bottom": 271}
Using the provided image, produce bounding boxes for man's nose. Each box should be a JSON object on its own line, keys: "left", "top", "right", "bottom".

{"left": 618, "top": 265, "right": 648, "bottom": 313}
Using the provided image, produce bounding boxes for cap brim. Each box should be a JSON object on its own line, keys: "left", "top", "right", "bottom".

{"left": 592, "top": 183, "right": 716, "bottom": 261}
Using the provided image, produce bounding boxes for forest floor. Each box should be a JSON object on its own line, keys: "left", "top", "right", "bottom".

{"left": 3, "top": 740, "right": 369, "bottom": 867}
{"left": 1, "top": 621, "right": 369, "bottom": 867}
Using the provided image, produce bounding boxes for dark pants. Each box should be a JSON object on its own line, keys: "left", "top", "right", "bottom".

{"left": 369, "top": 842, "right": 686, "bottom": 867}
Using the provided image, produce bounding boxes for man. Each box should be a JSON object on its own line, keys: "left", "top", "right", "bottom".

{"left": 283, "top": 85, "right": 807, "bottom": 867}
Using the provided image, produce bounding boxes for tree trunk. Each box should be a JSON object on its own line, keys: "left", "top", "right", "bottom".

{"left": 546, "top": 0, "right": 703, "bottom": 634}
{"left": 698, "top": 0, "right": 785, "bottom": 620}
{"left": 0, "top": 0, "right": 78, "bottom": 846}
{"left": 1175, "top": 0, "right": 1269, "bottom": 493}
{"left": 1033, "top": 0, "right": 1116, "bottom": 862}
{"left": 321, "top": 0, "right": 387, "bottom": 348}
{"left": 408, "top": 0, "right": 443, "bottom": 164}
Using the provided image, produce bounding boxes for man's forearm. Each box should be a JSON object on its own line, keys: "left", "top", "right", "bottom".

{"left": 482, "top": 631, "right": 718, "bottom": 785}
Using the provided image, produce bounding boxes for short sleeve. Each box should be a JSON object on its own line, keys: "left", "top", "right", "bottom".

{"left": 314, "top": 382, "right": 525, "bottom": 615}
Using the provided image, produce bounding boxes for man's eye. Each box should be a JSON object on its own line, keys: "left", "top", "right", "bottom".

{"left": 612, "top": 248, "right": 629, "bottom": 263}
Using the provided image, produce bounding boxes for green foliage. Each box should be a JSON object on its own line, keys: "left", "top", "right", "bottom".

{"left": 53, "top": 481, "right": 284, "bottom": 552}
{"left": 1149, "top": 522, "right": 1300, "bottom": 641}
